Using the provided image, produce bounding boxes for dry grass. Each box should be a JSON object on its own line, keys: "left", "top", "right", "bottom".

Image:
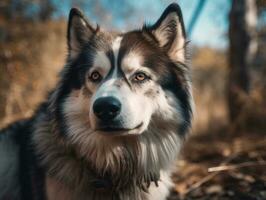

{"left": 170, "top": 132, "right": 266, "bottom": 200}
{"left": 0, "top": 20, "right": 66, "bottom": 127}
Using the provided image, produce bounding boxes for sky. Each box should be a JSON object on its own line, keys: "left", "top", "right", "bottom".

{"left": 51, "top": 0, "right": 231, "bottom": 49}
{"left": 179, "top": 0, "right": 231, "bottom": 49}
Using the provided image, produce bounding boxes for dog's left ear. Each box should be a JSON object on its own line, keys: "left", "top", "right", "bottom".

{"left": 67, "top": 8, "right": 97, "bottom": 58}
{"left": 148, "top": 3, "right": 186, "bottom": 62}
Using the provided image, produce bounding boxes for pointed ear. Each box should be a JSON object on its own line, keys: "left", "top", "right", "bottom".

{"left": 67, "top": 8, "right": 97, "bottom": 58}
{"left": 149, "top": 3, "right": 187, "bottom": 62}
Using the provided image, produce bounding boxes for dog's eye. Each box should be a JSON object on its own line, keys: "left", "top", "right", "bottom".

{"left": 133, "top": 72, "right": 149, "bottom": 82}
{"left": 89, "top": 71, "right": 102, "bottom": 82}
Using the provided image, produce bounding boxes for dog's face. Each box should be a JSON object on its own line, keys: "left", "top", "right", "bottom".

{"left": 54, "top": 4, "right": 192, "bottom": 139}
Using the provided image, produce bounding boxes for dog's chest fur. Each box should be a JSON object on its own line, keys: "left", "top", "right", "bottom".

{"left": 45, "top": 173, "right": 172, "bottom": 200}
{"left": 32, "top": 112, "right": 179, "bottom": 200}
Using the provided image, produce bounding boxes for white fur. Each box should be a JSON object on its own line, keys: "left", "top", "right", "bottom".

{"left": 145, "top": 171, "right": 173, "bottom": 200}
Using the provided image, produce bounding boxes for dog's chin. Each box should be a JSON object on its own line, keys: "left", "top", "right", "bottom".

{"left": 95, "top": 122, "right": 144, "bottom": 136}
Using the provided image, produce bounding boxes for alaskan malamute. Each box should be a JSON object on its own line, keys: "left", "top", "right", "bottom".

{"left": 0, "top": 3, "right": 193, "bottom": 200}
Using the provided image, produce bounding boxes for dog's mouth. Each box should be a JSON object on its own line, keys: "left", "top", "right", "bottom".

{"left": 96, "top": 122, "right": 143, "bottom": 136}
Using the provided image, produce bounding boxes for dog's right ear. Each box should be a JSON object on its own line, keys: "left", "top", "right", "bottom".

{"left": 67, "top": 8, "right": 97, "bottom": 58}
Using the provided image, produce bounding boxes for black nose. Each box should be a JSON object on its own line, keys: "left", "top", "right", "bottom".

{"left": 93, "top": 97, "right": 121, "bottom": 120}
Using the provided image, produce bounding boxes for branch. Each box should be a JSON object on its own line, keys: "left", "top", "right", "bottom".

{"left": 208, "top": 161, "right": 266, "bottom": 172}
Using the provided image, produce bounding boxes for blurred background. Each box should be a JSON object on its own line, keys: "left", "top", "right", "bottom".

{"left": 0, "top": 0, "right": 265, "bottom": 199}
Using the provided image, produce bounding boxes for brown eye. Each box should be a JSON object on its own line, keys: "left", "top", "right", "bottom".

{"left": 133, "top": 72, "right": 149, "bottom": 82}
{"left": 89, "top": 71, "right": 102, "bottom": 82}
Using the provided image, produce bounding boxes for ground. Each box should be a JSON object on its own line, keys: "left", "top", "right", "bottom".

{"left": 169, "top": 129, "right": 266, "bottom": 200}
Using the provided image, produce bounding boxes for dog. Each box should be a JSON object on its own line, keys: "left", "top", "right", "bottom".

{"left": 0, "top": 3, "right": 193, "bottom": 200}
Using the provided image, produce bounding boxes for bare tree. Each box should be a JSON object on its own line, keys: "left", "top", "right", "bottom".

{"left": 227, "top": 0, "right": 258, "bottom": 122}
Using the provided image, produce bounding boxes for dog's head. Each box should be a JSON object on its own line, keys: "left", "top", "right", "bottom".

{"left": 52, "top": 3, "right": 192, "bottom": 140}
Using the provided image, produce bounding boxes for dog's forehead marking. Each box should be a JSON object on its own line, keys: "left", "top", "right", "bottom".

{"left": 111, "top": 36, "right": 123, "bottom": 77}
{"left": 112, "top": 36, "right": 123, "bottom": 56}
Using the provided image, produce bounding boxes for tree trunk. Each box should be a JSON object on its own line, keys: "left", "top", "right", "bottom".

{"left": 227, "top": 0, "right": 257, "bottom": 122}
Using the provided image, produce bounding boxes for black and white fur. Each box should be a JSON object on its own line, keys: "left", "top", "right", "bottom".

{"left": 0, "top": 3, "right": 193, "bottom": 200}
